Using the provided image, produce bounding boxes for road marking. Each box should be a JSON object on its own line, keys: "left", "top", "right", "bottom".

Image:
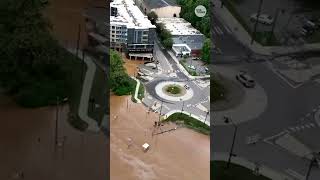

{"left": 306, "top": 113, "right": 311, "bottom": 117}
{"left": 187, "top": 104, "right": 192, "bottom": 107}
{"left": 289, "top": 127, "right": 296, "bottom": 132}
{"left": 309, "top": 123, "right": 315, "bottom": 127}
{"left": 301, "top": 125, "right": 306, "bottom": 129}
{"left": 223, "top": 24, "right": 232, "bottom": 34}
{"left": 295, "top": 126, "right": 301, "bottom": 131}
{"left": 313, "top": 108, "right": 317, "bottom": 112}
{"left": 214, "top": 27, "right": 223, "bottom": 35}
{"left": 285, "top": 169, "right": 305, "bottom": 180}
{"left": 263, "top": 130, "right": 289, "bottom": 145}
{"left": 305, "top": 124, "right": 311, "bottom": 128}
{"left": 265, "top": 61, "right": 304, "bottom": 89}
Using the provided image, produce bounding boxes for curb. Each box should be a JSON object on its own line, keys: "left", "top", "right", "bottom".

{"left": 162, "top": 110, "right": 210, "bottom": 126}
{"left": 212, "top": 152, "right": 294, "bottom": 180}
{"left": 131, "top": 76, "right": 142, "bottom": 104}
{"left": 68, "top": 48, "right": 100, "bottom": 133}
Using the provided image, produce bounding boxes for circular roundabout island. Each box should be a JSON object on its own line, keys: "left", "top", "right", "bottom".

{"left": 155, "top": 81, "right": 193, "bottom": 102}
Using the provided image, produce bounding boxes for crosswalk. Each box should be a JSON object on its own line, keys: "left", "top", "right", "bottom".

{"left": 287, "top": 122, "right": 316, "bottom": 133}
{"left": 212, "top": 25, "right": 232, "bottom": 36}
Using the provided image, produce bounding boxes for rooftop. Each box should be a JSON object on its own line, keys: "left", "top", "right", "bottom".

{"left": 157, "top": 18, "right": 202, "bottom": 36}
{"left": 144, "top": 0, "right": 178, "bottom": 9}
{"left": 111, "top": 0, "right": 155, "bottom": 29}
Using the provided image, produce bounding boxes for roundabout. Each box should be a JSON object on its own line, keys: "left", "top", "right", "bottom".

{"left": 155, "top": 81, "right": 194, "bottom": 102}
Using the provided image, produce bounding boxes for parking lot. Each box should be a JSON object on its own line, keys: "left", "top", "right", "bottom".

{"left": 179, "top": 57, "right": 209, "bottom": 76}
{"left": 228, "top": 0, "right": 320, "bottom": 45}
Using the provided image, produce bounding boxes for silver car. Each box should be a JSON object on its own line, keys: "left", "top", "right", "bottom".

{"left": 236, "top": 71, "right": 255, "bottom": 88}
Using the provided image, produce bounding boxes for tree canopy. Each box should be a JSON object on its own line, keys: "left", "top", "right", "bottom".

{"left": 0, "top": 0, "right": 77, "bottom": 107}
{"left": 110, "top": 50, "right": 135, "bottom": 95}
{"left": 201, "top": 38, "right": 211, "bottom": 64}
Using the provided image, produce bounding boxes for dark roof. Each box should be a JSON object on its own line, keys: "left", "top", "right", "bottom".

{"left": 144, "top": 0, "right": 178, "bottom": 9}
{"left": 172, "top": 35, "right": 205, "bottom": 50}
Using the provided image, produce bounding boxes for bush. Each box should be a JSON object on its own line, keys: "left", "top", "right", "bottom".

{"left": 164, "top": 113, "right": 210, "bottom": 135}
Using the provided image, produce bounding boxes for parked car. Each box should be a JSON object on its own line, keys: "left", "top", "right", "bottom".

{"left": 187, "top": 65, "right": 196, "bottom": 70}
{"left": 236, "top": 71, "right": 255, "bottom": 88}
{"left": 250, "top": 14, "right": 274, "bottom": 25}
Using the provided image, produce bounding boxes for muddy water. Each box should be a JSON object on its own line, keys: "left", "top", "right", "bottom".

{"left": 0, "top": 93, "right": 108, "bottom": 180}
{"left": 110, "top": 89, "right": 210, "bottom": 179}
{"left": 44, "top": 0, "right": 106, "bottom": 48}
{"left": 123, "top": 58, "right": 144, "bottom": 76}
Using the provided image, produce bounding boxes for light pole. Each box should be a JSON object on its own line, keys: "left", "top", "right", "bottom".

{"left": 180, "top": 98, "right": 185, "bottom": 115}
{"left": 54, "top": 96, "right": 59, "bottom": 151}
{"left": 306, "top": 153, "right": 319, "bottom": 180}
{"left": 224, "top": 116, "right": 238, "bottom": 169}
{"left": 204, "top": 111, "right": 209, "bottom": 124}
{"left": 251, "top": 0, "right": 264, "bottom": 44}
{"left": 158, "top": 100, "right": 163, "bottom": 124}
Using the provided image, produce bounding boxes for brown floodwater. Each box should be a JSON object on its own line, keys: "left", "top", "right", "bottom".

{"left": 111, "top": 60, "right": 210, "bottom": 180}
{"left": 0, "top": 94, "right": 108, "bottom": 180}
{"left": 44, "top": 0, "right": 106, "bottom": 48}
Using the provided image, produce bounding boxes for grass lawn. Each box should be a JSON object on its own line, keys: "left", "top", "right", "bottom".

{"left": 137, "top": 81, "right": 145, "bottom": 100}
{"left": 255, "top": 31, "right": 280, "bottom": 46}
{"left": 166, "top": 85, "right": 181, "bottom": 94}
{"left": 211, "top": 161, "right": 271, "bottom": 180}
{"left": 211, "top": 77, "right": 227, "bottom": 102}
{"left": 163, "top": 113, "right": 210, "bottom": 135}
{"left": 87, "top": 63, "right": 108, "bottom": 126}
{"left": 131, "top": 79, "right": 145, "bottom": 102}
{"left": 306, "top": 31, "right": 320, "bottom": 43}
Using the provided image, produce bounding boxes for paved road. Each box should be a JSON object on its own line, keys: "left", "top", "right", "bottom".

{"left": 142, "top": 39, "right": 210, "bottom": 124}
{"left": 212, "top": 10, "right": 249, "bottom": 63}
{"left": 212, "top": 61, "right": 320, "bottom": 179}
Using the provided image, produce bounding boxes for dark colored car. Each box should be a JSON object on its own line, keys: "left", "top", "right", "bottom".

{"left": 236, "top": 71, "right": 255, "bottom": 88}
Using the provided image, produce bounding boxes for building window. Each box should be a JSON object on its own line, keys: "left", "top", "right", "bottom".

{"left": 112, "top": 31, "right": 115, "bottom": 33}
{"left": 112, "top": 26, "right": 115, "bottom": 29}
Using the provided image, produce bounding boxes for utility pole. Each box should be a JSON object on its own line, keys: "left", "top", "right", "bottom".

{"left": 251, "top": 0, "right": 264, "bottom": 44}
{"left": 204, "top": 111, "right": 209, "bottom": 124}
{"left": 306, "top": 155, "right": 318, "bottom": 180}
{"left": 81, "top": 49, "right": 85, "bottom": 82}
{"left": 158, "top": 100, "right": 163, "bottom": 124}
{"left": 76, "top": 24, "right": 81, "bottom": 57}
{"left": 224, "top": 116, "right": 238, "bottom": 169}
{"left": 54, "top": 96, "right": 59, "bottom": 151}
{"left": 269, "top": 8, "right": 280, "bottom": 42}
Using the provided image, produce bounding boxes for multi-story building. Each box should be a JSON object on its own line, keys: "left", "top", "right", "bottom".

{"left": 157, "top": 18, "right": 205, "bottom": 57}
{"left": 110, "top": 0, "right": 156, "bottom": 61}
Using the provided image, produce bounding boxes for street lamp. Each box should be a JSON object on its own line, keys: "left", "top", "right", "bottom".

{"left": 203, "top": 111, "right": 209, "bottom": 124}
{"left": 224, "top": 116, "right": 238, "bottom": 169}
{"left": 180, "top": 98, "right": 185, "bottom": 115}
{"left": 306, "top": 153, "right": 319, "bottom": 180}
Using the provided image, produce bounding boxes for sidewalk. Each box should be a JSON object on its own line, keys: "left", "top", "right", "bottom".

{"left": 163, "top": 110, "right": 210, "bottom": 126}
{"left": 212, "top": 152, "right": 294, "bottom": 180}
{"left": 68, "top": 49, "right": 100, "bottom": 132}
{"left": 212, "top": 0, "right": 320, "bottom": 56}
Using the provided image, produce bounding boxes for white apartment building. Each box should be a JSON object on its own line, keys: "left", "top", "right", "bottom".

{"left": 110, "top": 0, "right": 156, "bottom": 60}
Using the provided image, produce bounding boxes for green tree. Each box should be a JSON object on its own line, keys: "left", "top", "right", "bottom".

{"left": 147, "top": 11, "right": 158, "bottom": 25}
{"left": 110, "top": 50, "right": 135, "bottom": 95}
{"left": 163, "top": 38, "right": 173, "bottom": 49}
{"left": 0, "top": 0, "right": 75, "bottom": 107}
{"left": 201, "top": 38, "right": 211, "bottom": 64}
